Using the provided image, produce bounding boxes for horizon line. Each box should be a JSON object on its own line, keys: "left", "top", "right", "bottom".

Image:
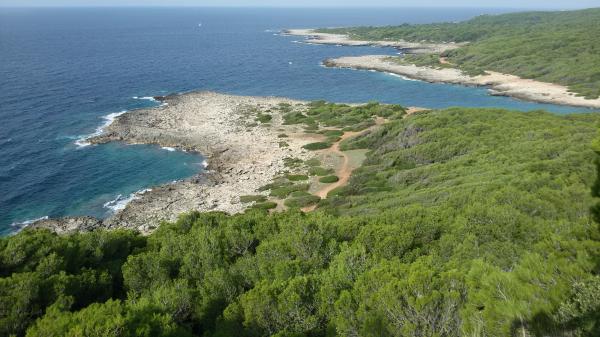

{"left": 0, "top": 5, "right": 595, "bottom": 10}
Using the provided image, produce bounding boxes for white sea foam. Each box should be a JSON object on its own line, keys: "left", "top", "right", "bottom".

{"left": 162, "top": 146, "right": 176, "bottom": 152}
{"left": 10, "top": 216, "right": 49, "bottom": 232}
{"left": 75, "top": 110, "right": 128, "bottom": 147}
{"left": 133, "top": 96, "right": 157, "bottom": 102}
{"left": 201, "top": 159, "right": 208, "bottom": 168}
{"left": 385, "top": 72, "right": 421, "bottom": 82}
{"left": 103, "top": 189, "right": 152, "bottom": 213}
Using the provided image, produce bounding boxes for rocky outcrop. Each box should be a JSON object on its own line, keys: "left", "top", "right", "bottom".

{"left": 33, "top": 92, "right": 313, "bottom": 235}
{"left": 29, "top": 216, "right": 103, "bottom": 234}
{"left": 283, "top": 29, "right": 463, "bottom": 54}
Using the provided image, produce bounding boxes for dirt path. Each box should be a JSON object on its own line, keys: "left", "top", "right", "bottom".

{"left": 315, "top": 131, "right": 360, "bottom": 199}
{"left": 439, "top": 56, "right": 452, "bottom": 65}
{"left": 301, "top": 129, "right": 369, "bottom": 212}
{"left": 301, "top": 109, "right": 428, "bottom": 212}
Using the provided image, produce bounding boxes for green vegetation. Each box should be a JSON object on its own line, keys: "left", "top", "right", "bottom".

{"left": 284, "top": 101, "right": 405, "bottom": 130}
{"left": 289, "top": 191, "right": 312, "bottom": 198}
{"left": 269, "top": 183, "right": 310, "bottom": 199}
{"left": 319, "top": 175, "right": 340, "bottom": 183}
{"left": 286, "top": 174, "right": 309, "bottom": 181}
{"left": 309, "top": 166, "right": 334, "bottom": 176}
{"left": 255, "top": 113, "right": 272, "bottom": 123}
{"left": 284, "top": 195, "right": 321, "bottom": 208}
{"left": 283, "top": 157, "right": 303, "bottom": 168}
{"left": 320, "top": 8, "right": 600, "bottom": 98}
{"left": 251, "top": 201, "right": 278, "bottom": 210}
{"left": 305, "top": 158, "right": 321, "bottom": 167}
{"left": 2, "top": 106, "right": 600, "bottom": 337}
{"left": 302, "top": 142, "right": 332, "bottom": 151}
{"left": 239, "top": 195, "right": 267, "bottom": 203}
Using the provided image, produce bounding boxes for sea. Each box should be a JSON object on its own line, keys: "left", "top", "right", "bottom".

{"left": 0, "top": 7, "right": 594, "bottom": 234}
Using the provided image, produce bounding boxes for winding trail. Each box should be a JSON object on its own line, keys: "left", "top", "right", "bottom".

{"left": 301, "top": 132, "right": 357, "bottom": 213}
{"left": 301, "top": 110, "right": 427, "bottom": 213}
{"left": 314, "top": 131, "right": 360, "bottom": 199}
{"left": 301, "top": 117, "right": 394, "bottom": 212}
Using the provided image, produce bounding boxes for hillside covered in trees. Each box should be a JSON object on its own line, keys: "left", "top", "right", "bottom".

{"left": 2, "top": 106, "right": 600, "bottom": 336}
{"left": 318, "top": 8, "right": 600, "bottom": 99}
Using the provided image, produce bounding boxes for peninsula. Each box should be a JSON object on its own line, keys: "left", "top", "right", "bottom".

{"left": 289, "top": 8, "right": 600, "bottom": 108}
{"left": 32, "top": 92, "right": 405, "bottom": 233}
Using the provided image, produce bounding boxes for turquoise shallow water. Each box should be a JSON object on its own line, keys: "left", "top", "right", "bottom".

{"left": 0, "top": 7, "right": 593, "bottom": 234}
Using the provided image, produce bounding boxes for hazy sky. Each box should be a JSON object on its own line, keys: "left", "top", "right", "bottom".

{"left": 1, "top": 0, "right": 599, "bottom": 8}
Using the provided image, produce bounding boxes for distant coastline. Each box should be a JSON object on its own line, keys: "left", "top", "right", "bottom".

{"left": 283, "top": 28, "right": 463, "bottom": 54}
{"left": 322, "top": 55, "right": 600, "bottom": 109}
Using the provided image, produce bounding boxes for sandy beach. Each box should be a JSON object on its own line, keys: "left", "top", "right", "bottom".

{"left": 34, "top": 92, "right": 315, "bottom": 233}
{"left": 324, "top": 55, "right": 600, "bottom": 109}
{"left": 283, "top": 29, "right": 462, "bottom": 54}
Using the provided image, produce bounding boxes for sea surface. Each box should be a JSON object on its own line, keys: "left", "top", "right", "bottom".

{"left": 0, "top": 7, "right": 594, "bottom": 234}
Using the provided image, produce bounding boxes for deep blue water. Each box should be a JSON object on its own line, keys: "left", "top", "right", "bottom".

{"left": 0, "top": 7, "right": 593, "bottom": 234}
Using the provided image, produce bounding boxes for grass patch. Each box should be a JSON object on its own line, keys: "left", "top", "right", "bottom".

{"left": 289, "top": 191, "right": 312, "bottom": 197}
{"left": 319, "top": 175, "right": 340, "bottom": 184}
{"left": 283, "top": 158, "right": 303, "bottom": 168}
{"left": 305, "top": 158, "right": 321, "bottom": 167}
{"left": 270, "top": 184, "right": 310, "bottom": 198}
{"left": 286, "top": 174, "right": 309, "bottom": 181}
{"left": 309, "top": 167, "right": 334, "bottom": 176}
{"left": 251, "top": 201, "right": 278, "bottom": 210}
{"left": 284, "top": 195, "right": 321, "bottom": 208}
{"left": 303, "top": 142, "right": 332, "bottom": 151}
{"left": 239, "top": 195, "right": 267, "bottom": 203}
{"left": 256, "top": 113, "right": 272, "bottom": 123}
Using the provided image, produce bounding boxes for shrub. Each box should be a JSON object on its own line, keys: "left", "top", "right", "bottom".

{"left": 284, "top": 195, "right": 321, "bottom": 208}
{"left": 286, "top": 174, "right": 309, "bottom": 181}
{"left": 256, "top": 113, "right": 272, "bottom": 123}
{"left": 319, "top": 175, "right": 340, "bottom": 183}
{"left": 283, "top": 158, "right": 303, "bottom": 168}
{"left": 309, "top": 167, "right": 334, "bottom": 176}
{"left": 240, "top": 195, "right": 267, "bottom": 203}
{"left": 251, "top": 201, "right": 278, "bottom": 210}
{"left": 305, "top": 158, "right": 321, "bottom": 167}
{"left": 290, "top": 191, "right": 312, "bottom": 197}
{"left": 271, "top": 184, "right": 310, "bottom": 198}
{"left": 303, "top": 142, "right": 332, "bottom": 150}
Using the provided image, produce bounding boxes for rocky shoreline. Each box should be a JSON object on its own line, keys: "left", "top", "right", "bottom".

{"left": 283, "top": 29, "right": 462, "bottom": 54}
{"left": 324, "top": 55, "right": 600, "bottom": 109}
{"left": 32, "top": 92, "right": 314, "bottom": 234}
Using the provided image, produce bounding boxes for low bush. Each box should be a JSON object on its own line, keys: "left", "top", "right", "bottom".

{"left": 251, "top": 201, "right": 278, "bottom": 210}
{"left": 319, "top": 175, "right": 340, "bottom": 183}
{"left": 239, "top": 195, "right": 267, "bottom": 203}
{"left": 284, "top": 195, "right": 321, "bottom": 208}
{"left": 303, "top": 142, "right": 332, "bottom": 150}
{"left": 270, "top": 184, "right": 310, "bottom": 198}
{"left": 286, "top": 174, "right": 309, "bottom": 181}
{"left": 309, "top": 167, "right": 334, "bottom": 176}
